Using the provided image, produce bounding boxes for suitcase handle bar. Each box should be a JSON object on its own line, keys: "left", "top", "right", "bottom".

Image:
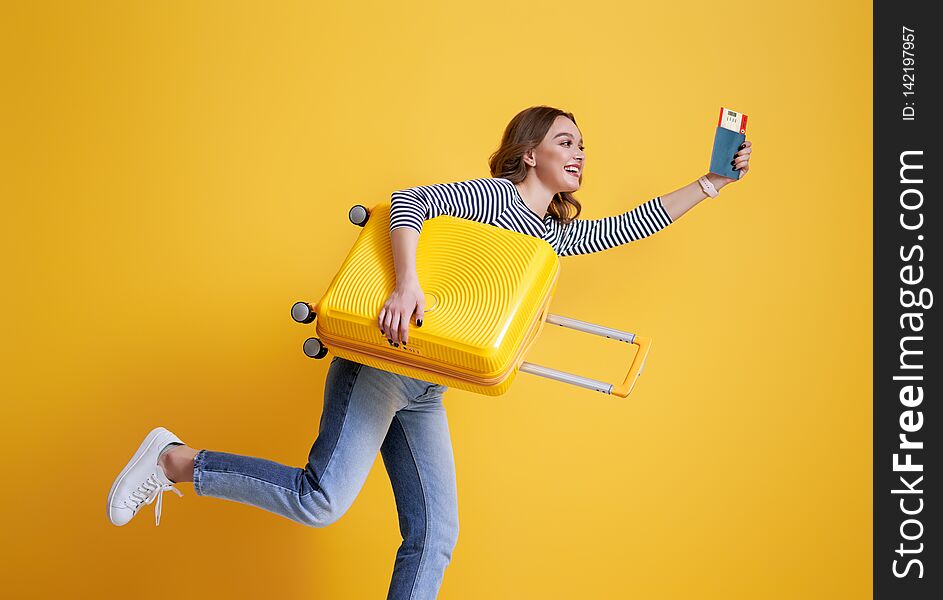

{"left": 518, "top": 314, "right": 652, "bottom": 397}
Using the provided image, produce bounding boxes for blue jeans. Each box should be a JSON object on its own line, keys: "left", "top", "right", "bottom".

{"left": 192, "top": 356, "right": 459, "bottom": 600}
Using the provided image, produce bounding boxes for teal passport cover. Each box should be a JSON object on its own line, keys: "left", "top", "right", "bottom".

{"left": 709, "top": 126, "right": 745, "bottom": 179}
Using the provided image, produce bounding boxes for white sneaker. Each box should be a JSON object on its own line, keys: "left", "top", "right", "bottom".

{"left": 107, "top": 426, "right": 185, "bottom": 526}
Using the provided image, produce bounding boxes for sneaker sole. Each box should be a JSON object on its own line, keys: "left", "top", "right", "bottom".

{"left": 106, "top": 426, "right": 182, "bottom": 525}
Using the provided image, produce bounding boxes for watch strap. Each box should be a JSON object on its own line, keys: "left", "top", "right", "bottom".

{"left": 698, "top": 175, "right": 719, "bottom": 198}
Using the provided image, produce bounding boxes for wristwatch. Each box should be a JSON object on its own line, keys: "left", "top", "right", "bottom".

{"left": 697, "top": 175, "right": 719, "bottom": 199}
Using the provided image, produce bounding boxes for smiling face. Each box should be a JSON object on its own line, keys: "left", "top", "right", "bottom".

{"left": 524, "top": 115, "right": 585, "bottom": 192}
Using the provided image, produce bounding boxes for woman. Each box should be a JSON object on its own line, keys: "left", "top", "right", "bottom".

{"left": 107, "top": 105, "right": 752, "bottom": 600}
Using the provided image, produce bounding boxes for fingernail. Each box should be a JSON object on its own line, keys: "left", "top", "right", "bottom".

{"left": 417, "top": 320, "right": 423, "bottom": 327}
{"left": 730, "top": 160, "right": 736, "bottom": 166}
{"left": 739, "top": 143, "right": 746, "bottom": 149}
{"left": 388, "top": 338, "right": 393, "bottom": 345}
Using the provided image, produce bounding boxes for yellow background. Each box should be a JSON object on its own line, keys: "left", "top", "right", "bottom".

{"left": 1, "top": 1, "right": 871, "bottom": 598}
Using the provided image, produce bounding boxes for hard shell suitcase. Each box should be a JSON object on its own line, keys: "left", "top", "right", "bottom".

{"left": 291, "top": 202, "right": 652, "bottom": 397}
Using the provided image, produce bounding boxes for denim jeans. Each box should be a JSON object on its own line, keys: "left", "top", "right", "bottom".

{"left": 192, "top": 356, "right": 459, "bottom": 600}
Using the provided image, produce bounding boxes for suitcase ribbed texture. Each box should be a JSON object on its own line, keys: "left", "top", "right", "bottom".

{"left": 313, "top": 203, "right": 559, "bottom": 395}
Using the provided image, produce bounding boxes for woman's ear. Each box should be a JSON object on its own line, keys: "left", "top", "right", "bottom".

{"left": 523, "top": 149, "right": 536, "bottom": 167}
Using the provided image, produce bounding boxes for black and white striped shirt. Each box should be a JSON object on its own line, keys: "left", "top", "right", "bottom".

{"left": 389, "top": 177, "right": 674, "bottom": 257}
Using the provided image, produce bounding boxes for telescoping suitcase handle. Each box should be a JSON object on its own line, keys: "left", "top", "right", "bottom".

{"left": 518, "top": 314, "right": 652, "bottom": 397}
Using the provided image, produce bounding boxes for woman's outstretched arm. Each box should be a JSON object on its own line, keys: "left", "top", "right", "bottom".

{"left": 551, "top": 141, "right": 753, "bottom": 256}
{"left": 661, "top": 141, "right": 753, "bottom": 221}
{"left": 660, "top": 172, "right": 729, "bottom": 221}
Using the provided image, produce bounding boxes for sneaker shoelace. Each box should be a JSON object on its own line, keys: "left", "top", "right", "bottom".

{"left": 126, "top": 472, "right": 183, "bottom": 526}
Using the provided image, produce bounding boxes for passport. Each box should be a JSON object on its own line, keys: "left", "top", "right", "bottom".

{"left": 709, "top": 107, "right": 748, "bottom": 179}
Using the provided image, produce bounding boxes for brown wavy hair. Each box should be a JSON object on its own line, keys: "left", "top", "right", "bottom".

{"left": 488, "top": 105, "right": 583, "bottom": 225}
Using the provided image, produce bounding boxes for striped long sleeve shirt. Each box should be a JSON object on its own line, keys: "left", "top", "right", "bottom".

{"left": 389, "top": 177, "right": 674, "bottom": 257}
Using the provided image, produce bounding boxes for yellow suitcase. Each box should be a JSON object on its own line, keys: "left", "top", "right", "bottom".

{"left": 290, "top": 202, "right": 651, "bottom": 397}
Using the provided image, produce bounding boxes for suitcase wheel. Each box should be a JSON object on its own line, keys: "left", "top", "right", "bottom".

{"left": 291, "top": 301, "right": 316, "bottom": 324}
{"left": 303, "top": 337, "right": 329, "bottom": 359}
{"left": 348, "top": 205, "right": 369, "bottom": 227}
